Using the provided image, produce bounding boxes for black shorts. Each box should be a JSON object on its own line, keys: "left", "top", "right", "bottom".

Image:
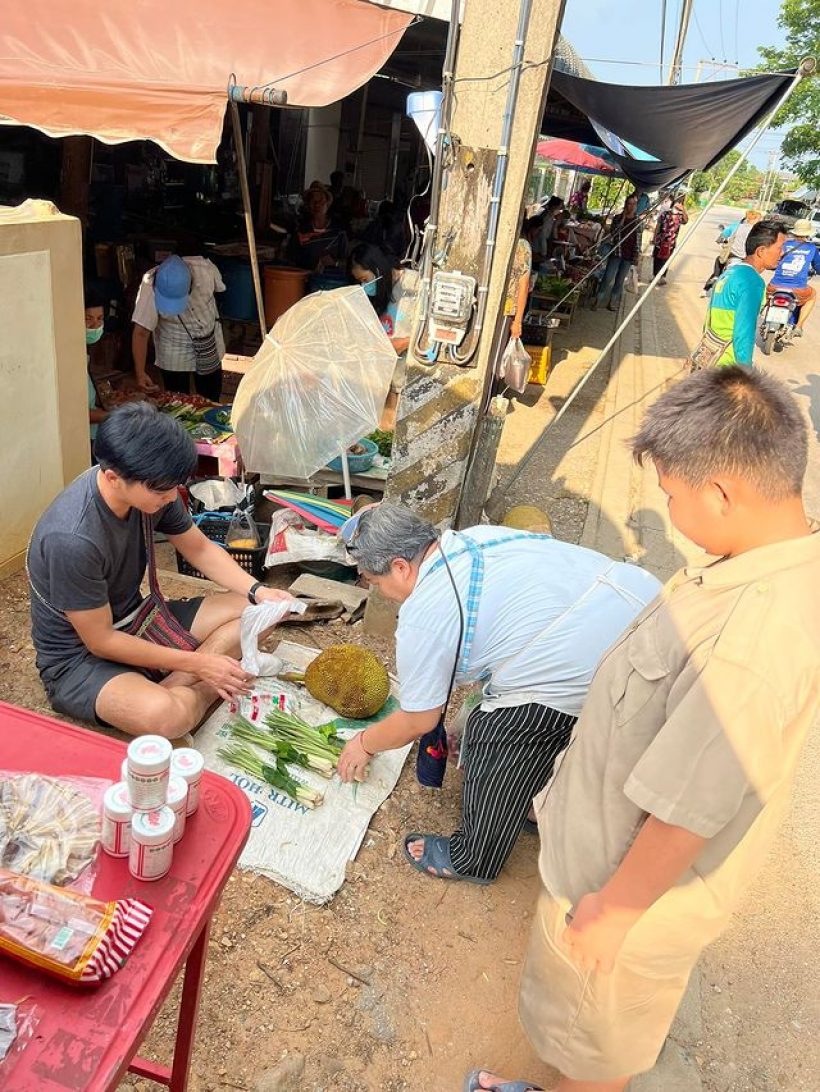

{"left": 40, "top": 598, "right": 204, "bottom": 726}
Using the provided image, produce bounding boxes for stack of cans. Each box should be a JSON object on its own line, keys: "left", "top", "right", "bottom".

{"left": 101, "top": 737, "right": 204, "bottom": 882}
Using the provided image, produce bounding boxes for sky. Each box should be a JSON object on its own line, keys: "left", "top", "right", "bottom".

{"left": 559, "top": 0, "right": 789, "bottom": 170}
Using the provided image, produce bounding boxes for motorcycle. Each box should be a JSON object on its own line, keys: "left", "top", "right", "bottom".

{"left": 759, "top": 288, "right": 800, "bottom": 355}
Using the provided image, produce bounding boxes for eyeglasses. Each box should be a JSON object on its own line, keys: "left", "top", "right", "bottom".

{"left": 339, "top": 503, "right": 380, "bottom": 553}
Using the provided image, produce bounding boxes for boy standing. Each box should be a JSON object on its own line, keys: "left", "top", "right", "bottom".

{"left": 467, "top": 366, "right": 819, "bottom": 1092}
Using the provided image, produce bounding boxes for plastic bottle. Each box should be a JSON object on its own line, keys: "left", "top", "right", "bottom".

{"left": 126, "top": 736, "right": 172, "bottom": 811}
{"left": 101, "top": 782, "right": 133, "bottom": 858}
{"left": 129, "top": 807, "right": 175, "bottom": 881}
{"left": 166, "top": 775, "right": 189, "bottom": 844}
{"left": 170, "top": 749, "right": 204, "bottom": 816}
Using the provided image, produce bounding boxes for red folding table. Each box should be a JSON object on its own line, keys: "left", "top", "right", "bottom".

{"left": 0, "top": 702, "right": 251, "bottom": 1090}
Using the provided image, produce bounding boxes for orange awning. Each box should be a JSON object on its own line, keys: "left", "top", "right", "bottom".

{"left": 0, "top": 0, "right": 412, "bottom": 163}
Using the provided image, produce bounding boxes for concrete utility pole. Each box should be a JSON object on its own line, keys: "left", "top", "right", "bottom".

{"left": 365, "top": 0, "right": 566, "bottom": 634}
{"left": 667, "top": 0, "right": 694, "bottom": 85}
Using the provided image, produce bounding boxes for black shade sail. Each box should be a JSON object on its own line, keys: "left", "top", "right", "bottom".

{"left": 543, "top": 70, "right": 794, "bottom": 190}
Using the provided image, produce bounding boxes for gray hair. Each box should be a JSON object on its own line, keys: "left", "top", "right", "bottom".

{"left": 349, "top": 503, "right": 437, "bottom": 574}
{"left": 631, "top": 365, "right": 807, "bottom": 500}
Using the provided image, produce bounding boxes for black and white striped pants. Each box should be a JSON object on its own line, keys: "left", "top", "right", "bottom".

{"left": 448, "top": 702, "right": 576, "bottom": 881}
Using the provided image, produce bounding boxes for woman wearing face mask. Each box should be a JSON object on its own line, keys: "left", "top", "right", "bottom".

{"left": 349, "top": 243, "right": 419, "bottom": 428}
{"left": 84, "top": 282, "right": 109, "bottom": 458}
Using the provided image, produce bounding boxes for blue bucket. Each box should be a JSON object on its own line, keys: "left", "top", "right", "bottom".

{"left": 214, "top": 257, "right": 256, "bottom": 321}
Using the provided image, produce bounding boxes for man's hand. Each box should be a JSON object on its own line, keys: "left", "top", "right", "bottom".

{"left": 510, "top": 319, "right": 523, "bottom": 340}
{"left": 562, "top": 891, "right": 634, "bottom": 974}
{"left": 135, "top": 372, "right": 160, "bottom": 393}
{"left": 192, "top": 654, "right": 253, "bottom": 701}
{"left": 337, "top": 734, "right": 371, "bottom": 783}
{"left": 255, "top": 587, "right": 296, "bottom": 604}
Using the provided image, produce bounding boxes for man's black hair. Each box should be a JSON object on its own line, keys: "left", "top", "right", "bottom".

{"left": 95, "top": 403, "right": 197, "bottom": 490}
{"left": 545, "top": 195, "right": 564, "bottom": 211}
{"left": 83, "top": 280, "right": 107, "bottom": 311}
{"left": 745, "top": 219, "right": 785, "bottom": 256}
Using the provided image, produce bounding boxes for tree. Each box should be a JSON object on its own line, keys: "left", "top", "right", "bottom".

{"left": 758, "top": 0, "right": 820, "bottom": 187}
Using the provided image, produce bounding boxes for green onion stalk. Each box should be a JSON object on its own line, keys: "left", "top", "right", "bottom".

{"left": 263, "top": 710, "right": 345, "bottom": 764}
{"left": 218, "top": 742, "right": 324, "bottom": 809}
{"left": 227, "top": 716, "right": 334, "bottom": 777}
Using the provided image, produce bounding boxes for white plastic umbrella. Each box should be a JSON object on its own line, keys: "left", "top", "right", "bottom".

{"left": 231, "top": 285, "right": 397, "bottom": 481}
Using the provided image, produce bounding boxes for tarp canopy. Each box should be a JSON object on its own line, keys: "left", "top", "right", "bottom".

{"left": 543, "top": 70, "right": 793, "bottom": 189}
{"left": 0, "top": 0, "right": 412, "bottom": 163}
{"left": 535, "top": 138, "right": 621, "bottom": 177}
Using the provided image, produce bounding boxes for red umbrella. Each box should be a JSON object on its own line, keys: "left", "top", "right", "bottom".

{"left": 535, "top": 138, "right": 619, "bottom": 175}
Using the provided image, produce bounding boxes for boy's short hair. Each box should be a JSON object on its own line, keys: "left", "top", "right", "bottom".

{"left": 631, "top": 366, "right": 807, "bottom": 500}
{"left": 95, "top": 403, "right": 197, "bottom": 491}
{"left": 745, "top": 219, "right": 784, "bottom": 255}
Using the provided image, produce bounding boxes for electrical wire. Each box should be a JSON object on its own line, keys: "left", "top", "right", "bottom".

{"left": 718, "top": 0, "right": 727, "bottom": 60}
{"left": 691, "top": 3, "right": 716, "bottom": 59}
{"left": 733, "top": 0, "right": 741, "bottom": 65}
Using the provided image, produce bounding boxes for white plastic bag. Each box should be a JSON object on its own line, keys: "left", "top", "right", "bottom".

{"left": 625, "top": 264, "right": 639, "bottom": 294}
{"left": 264, "top": 510, "right": 351, "bottom": 568}
{"left": 498, "top": 337, "right": 531, "bottom": 393}
{"left": 240, "top": 601, "right": 307, "bottom": 676}
{"left": 231, "top": 287, "right": 397, "bottom": 479}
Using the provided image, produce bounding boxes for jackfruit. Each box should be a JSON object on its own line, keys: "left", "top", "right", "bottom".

{"left": 502, "top": 505, "right": 552, "bottom": 535}
{"left": 284, "top": 644, "right": 390, "bottom": 719}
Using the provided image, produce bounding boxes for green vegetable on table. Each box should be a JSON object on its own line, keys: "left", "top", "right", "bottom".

{"left": 367, "top": 429, "right": 394, "bottom": 459}
{"left": 218, "top": 742, "right": 324, "bottom": 809}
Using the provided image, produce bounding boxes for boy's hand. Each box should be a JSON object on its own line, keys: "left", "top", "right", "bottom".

{"left": 562, "top": 891, "right": 634, "bottom": 974}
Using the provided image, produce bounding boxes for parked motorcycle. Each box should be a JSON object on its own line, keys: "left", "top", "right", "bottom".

{"left": 759, "top": 289, "right": 800, "bottom": 355}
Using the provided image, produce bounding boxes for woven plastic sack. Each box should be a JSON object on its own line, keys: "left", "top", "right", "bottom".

{"left": 231, "top": 286, "right": 396, "bottom": 479}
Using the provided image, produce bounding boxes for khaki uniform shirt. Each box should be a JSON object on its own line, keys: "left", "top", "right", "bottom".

{"left": 535, "top": 530, "right": 820, "bottom": 956}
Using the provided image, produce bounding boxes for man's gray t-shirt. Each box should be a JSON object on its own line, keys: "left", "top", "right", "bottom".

{"left": 28, "top": 469, "right": 192, "bottom": 676}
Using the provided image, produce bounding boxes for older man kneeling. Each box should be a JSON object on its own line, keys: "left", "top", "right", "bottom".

{"left": 336, "top": 504, "right": 660, "bottom": 884}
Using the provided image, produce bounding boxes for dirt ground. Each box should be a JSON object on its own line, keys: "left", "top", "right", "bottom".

{"left": 0, "top": 311, "right": 625, "bottom": 1092}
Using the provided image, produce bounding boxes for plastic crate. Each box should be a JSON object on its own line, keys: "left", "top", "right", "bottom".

{"left": 177, "top": 515, "right": 268, "bottom": 580}
{"left": 523, "top": 343, "right": 552, "bottom": 385}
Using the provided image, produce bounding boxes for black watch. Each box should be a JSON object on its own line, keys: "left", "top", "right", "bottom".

{"left": 247, "top": 581, "right": 264, "bottom": 604}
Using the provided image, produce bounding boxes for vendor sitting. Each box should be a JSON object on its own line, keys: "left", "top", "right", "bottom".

{"left": 27, "top": 403, "right": 292, "bottom": 739}
{"left": 335, "top": 504, "right": 660, "bottom": 884}
{"left": 287, "top": 180, "right": 348, "bottom": 272}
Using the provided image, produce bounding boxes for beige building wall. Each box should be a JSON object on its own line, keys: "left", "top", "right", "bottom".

{"left": 0, "top": 200, "right": 89, "bottom": 578}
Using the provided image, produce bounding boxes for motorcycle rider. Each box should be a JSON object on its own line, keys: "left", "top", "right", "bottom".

{"left": 702, "top": 210, "right": 762, "bottom": 296}
{"left": 766, "top": 218, "right": 820, "bottom": 338}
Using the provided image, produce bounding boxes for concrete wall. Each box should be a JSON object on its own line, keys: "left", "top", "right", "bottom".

{"left": 0, "top": 199, "right": 89, "bottom": 578}
{"left": 304, "top": 104, "right": 342, "bottom": 188}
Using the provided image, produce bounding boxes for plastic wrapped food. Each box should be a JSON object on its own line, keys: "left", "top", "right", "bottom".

{"left": 0, "top": 774, "right": 104, "bottom": 887}
{"left": 0, "top": 868, "right": 152, "bottom": 985}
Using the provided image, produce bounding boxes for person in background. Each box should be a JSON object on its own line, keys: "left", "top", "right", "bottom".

{"left": 470, "top": 366, "right": 819, "bottom": 1092}
{"left": 705, "top": 220, "right": 785, "bottom": 366}
{"left": 334, "top": 503, "right": 660, "bottom": 886}
{"left": 349, "top": 243, "right": 420, "bottom": 427}
{"left": 329, "top": 170, "right": 345, "bottom": 204}
{"left": 569, "top": 179, "right": 591, "bottom": 217}
{"left": 362, "top": 200, "right": 407, "bottom": 261}
{"left": 765, "top": 217, "right": 820, "bottom": 337}
{"left": 652, "top": 194, "right": 689, "bottom": 283}
{"left": 533, "top": 195, "right": 564, "bottom": 264}
{"left": 287, "top": 180, "right": 348, "bottom": 272}
{"left": 132, "top": 254, "right": 225, "bottom": 401}
{"left": 725, "top": 209, "right": 763, "bottom": 267}
{"left": 593, "top": 193, "right": 639, "bottom": 312}
{"left": 504, "top": 235, "right": 533, "bottom": 341}
{"left": 84, "top": 282, "right": 109, "bottom": 455}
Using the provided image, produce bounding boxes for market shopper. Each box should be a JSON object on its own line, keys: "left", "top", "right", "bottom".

{"left": 335, "top": 503, "right": 660, "bottom": 884}
{"left": 349, "top": 243, "right": 420, "bottom": 426}
{"left": 84, "top": 282, "right": 109, "bottom": 455}
{"left": 699, "top": 219, "right": 785, "bottom": 367}
{"left": 132, "top": 253, "right": 226, "bottom": 401}
{"left": 765, "top": 217, "right": 820, "bottom": 337}
{"left": 287, "top": 180, "right": 348, "bottom": 271}
{"left": 652, "top": 194, "right": 689, "bottom": 282}
{"left": 27, "top": 402, "right": 292, "bottom": 738}
{"left": 479, "top": 365, "right": 820, "bottom": 1092}
{"left": 593, "top": 193, "right": 640, "bottom": 311}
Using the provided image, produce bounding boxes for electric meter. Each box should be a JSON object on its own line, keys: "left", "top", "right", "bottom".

{"left": 427, "top": 271, "right": 477, "bottom": 346}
